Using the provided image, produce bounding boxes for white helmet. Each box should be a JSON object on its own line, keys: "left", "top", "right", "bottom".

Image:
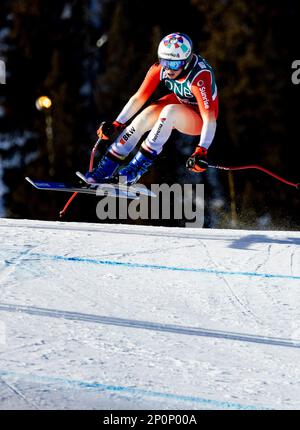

{"left": 158, "top": 33, "right": 193, "bottom": 71}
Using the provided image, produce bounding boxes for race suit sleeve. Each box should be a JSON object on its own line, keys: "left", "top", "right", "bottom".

{"left": 115, "top": 63, "right": 162, "bottom": 124}
{"left": 191, "top": 70, "right": 217, "bottom": 149}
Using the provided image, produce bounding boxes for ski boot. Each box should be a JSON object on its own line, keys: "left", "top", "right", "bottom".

{"left": 85, "top": 153, "right": 121, "bottom": 184}
{"left": 116, "top": 148, "right": 156, "bottom": 185}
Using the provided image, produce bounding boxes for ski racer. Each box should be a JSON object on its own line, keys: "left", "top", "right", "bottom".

{"left": 86, "top": 32, "right": 219, "bottom": 185}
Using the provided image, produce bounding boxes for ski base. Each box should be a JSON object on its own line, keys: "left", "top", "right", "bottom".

{"left": 26, "top": 176, "right": 156, "bottom": 199}
{"left": 25, "top": 176, "right": 108, "bottom": 196}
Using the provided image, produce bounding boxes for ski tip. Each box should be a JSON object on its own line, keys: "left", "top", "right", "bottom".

{"left": 25, "top": 177, "right": 35, "bottom": 187}
{"left": 296, "top": 183, "right": 300, "bottom": 191}
{"left": 76, "top": 171, "right": 88, "bottom": 183}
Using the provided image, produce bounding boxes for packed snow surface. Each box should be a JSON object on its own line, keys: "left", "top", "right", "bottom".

{"left": 0, "top": 218, "right": 299, "bottom": 410}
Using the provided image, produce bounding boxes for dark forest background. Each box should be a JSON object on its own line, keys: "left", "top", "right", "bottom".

{"left": 0, "top": 0, "right": 299, "bottom": 229}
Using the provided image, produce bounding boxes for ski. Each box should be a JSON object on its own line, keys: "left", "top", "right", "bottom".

{"left": 76, "top": 171, "right": 156, "bottom": 198}
{"left": 25, "top": 176, "right": 156, "bottom": 199}
{"left": 25, "top": 176, "right": 142, "bottom": 199}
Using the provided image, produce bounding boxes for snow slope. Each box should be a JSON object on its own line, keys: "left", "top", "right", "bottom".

{"left": 0, "top": 218, "right": 299, "bottom": 410}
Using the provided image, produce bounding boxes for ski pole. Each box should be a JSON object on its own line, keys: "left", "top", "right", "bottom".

{"left": 208, "top": 163, "right": 300, "bottom": 190}
{"left": 89, "top": 138, "right": 101, "bottom": 171}
{"left": 59, "top": 191, "right": 78, "bottom": 217}
{"left": 59, "top": 138, "right": 102, "bottom": 218}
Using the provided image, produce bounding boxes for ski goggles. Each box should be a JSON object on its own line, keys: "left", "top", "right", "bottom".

{"left": 159, "top": 58, "right": 186, "bottom": 71}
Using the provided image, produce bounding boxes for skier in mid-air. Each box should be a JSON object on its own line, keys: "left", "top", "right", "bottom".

{"left": 85, "top": 32, "right": 219, "bottom": 185}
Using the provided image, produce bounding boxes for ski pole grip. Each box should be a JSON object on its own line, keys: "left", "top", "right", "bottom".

{"left": 186, "top": 157, "right": 196, "bottom": 169}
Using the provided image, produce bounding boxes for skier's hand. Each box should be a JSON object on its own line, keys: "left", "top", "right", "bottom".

{"left": 186, "top": 147, "right": 208, "bottom": 172}
{"left": 97, "top": 121, "right": 125, "bottom": 140}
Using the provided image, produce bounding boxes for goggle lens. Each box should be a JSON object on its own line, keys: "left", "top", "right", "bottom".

{"left": 159, "top": 59, "right": 186, "bottom": 71}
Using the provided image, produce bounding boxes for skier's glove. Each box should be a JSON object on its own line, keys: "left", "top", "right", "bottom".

{"left": 186, "top": 147, "right": 208, "bottom": 173}
{"left": 97, "top": 121, "right": 125, "bottom": 140}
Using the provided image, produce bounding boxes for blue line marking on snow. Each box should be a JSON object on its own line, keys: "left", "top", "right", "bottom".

{"left": 0, "top": 370, "right": 270, "bottom": 410}
{"left": 27, "top": 253, "right": 300, "bottom": 281}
